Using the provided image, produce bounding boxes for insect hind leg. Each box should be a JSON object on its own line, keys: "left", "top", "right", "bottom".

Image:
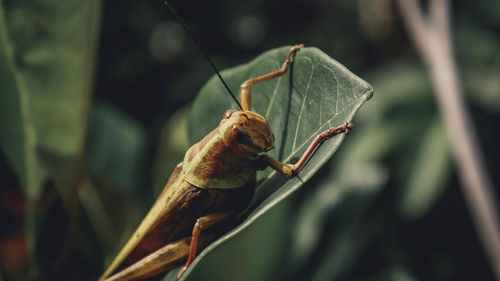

{"left": 177, "top": 212, "right": 233, "bottom": 279}
{"left": 240, "top": 44, "right": 304, "bottom": 111}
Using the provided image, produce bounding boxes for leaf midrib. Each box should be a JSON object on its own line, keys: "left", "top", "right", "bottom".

{"left": 257, "top": 88, "right": 373, "bottom": 191}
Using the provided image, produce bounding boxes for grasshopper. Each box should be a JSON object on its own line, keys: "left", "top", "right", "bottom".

{"left": 99, "top": 5, "right": 353, "bottom": 281}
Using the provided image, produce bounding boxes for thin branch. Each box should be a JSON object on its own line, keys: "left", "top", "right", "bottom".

{"left": 395, "top": 0, "right": 500, "bottom": 280}
{"left": 396, "top": 0, "right": 431, "bottom": 60}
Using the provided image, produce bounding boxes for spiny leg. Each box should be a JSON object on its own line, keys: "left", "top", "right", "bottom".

{"left": 177, "top": 212, "right": 233, "bottom": 279}
{"left": 240, "top": 44, "right": 304, "bottom": 111}
{"left": 260, "top": 122, "right": 353, "bottom": 176}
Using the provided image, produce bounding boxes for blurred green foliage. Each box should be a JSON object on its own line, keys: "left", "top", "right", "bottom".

{"left": 0, "top": 0, "right": 499, "bottom": 281}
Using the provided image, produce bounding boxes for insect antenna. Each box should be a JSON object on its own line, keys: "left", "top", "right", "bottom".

{"left": 164, "top": 1, "right": 243, "bottom": 110}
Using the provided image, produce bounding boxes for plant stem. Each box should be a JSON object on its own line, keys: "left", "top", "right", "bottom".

{"left": 396, "top": 0, "right": 500, "bottom": 280}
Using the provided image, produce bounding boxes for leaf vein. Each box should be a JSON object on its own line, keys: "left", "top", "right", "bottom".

{"left": 292, "top": 63, "right": 315, "bottom": 151}
{"left": 257, "top": 89, "right": 372, "bottom": 190}
{"left": 265, "top": 60, "right": 284, "bottom": 118}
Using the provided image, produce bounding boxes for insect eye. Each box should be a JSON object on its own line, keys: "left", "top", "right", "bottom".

{"left": 224, "top": 109, "right": 235, "bottom": 119}
{"left": 232, "top": 125, "right": 251, "bottom": 144}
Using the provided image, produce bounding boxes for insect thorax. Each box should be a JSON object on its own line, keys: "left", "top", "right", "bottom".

{"left": 183, "top": 128, "right": 257, "bottom": 189}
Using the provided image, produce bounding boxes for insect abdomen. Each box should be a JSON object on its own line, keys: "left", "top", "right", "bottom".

{"left": 110, "top": 162, "right": 255, "bottom": 277}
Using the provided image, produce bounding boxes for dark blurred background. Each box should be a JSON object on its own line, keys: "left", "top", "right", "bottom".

{"left": 1, "top": 0, "right": 499, "bottom": 280}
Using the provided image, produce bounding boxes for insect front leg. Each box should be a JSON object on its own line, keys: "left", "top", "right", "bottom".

{"left": 177, "top": 212, "right": 233, "bottom": 278}
{"left": 260, "top": 122, "right": 354, "bottom": 176}
{"left": 240, "top": 44, "right": 304, "bottom": 111}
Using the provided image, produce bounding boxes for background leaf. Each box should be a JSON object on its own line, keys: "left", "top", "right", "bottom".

{"left": 0, "top": 0, "right": 101, "bottom": 275}
{"left": 398, "top": 119, "right": 451, "bottom": 219}
{"left": 163, "top": 46, "right": 373, "bottom": 280}
{"left": 2, "top": 1, "right": 498, "bottom": 280}
{"left": 86, "top": 102, "right": 148, "bottom": 198}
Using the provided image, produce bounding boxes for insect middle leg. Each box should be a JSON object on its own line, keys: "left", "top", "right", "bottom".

{"left": 260, "top": 122, "right": 354, "bottom": 176}
{"left": 177, "top": 212, "right": 233, "bottom": 278}
{"left": 240, "top": 44, "right": 304, "bottom": 111}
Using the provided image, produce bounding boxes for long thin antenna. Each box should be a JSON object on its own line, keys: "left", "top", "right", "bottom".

{"left": 164, "top": 1, "right": 243, "bottom": 110}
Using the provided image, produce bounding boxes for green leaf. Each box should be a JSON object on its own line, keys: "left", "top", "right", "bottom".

{"left": 86, "top": 102, "right": 148, "bottom": 197}
{"left": 185, "top": 196, "right": 292, "bottom": 281}
{"left": 398, "top": 118, "right": 451, "bottom": 219}
{"left": 0, "top": 0, "right": 101, "bottom": 263}
{"left": 288, "top": 155, "right": 387, "bottom": 272}
{"left": 162, "top": 46, "right": 373, "bottom": 280}
{"left": 308, "top": 218, "right": 382, "bottom": 281}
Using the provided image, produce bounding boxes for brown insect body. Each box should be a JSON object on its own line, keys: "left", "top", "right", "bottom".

{"left": 113, "top": 168, "right": 254, "bottom": 273}
{"left": 101, "top": 111, "right": 272, "bottom": 280}
{"left": 183, "top": 110, "right": 274, "bottom": 188}
{"left": 101, "top": 45, "right": 353, "bottom": 281}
